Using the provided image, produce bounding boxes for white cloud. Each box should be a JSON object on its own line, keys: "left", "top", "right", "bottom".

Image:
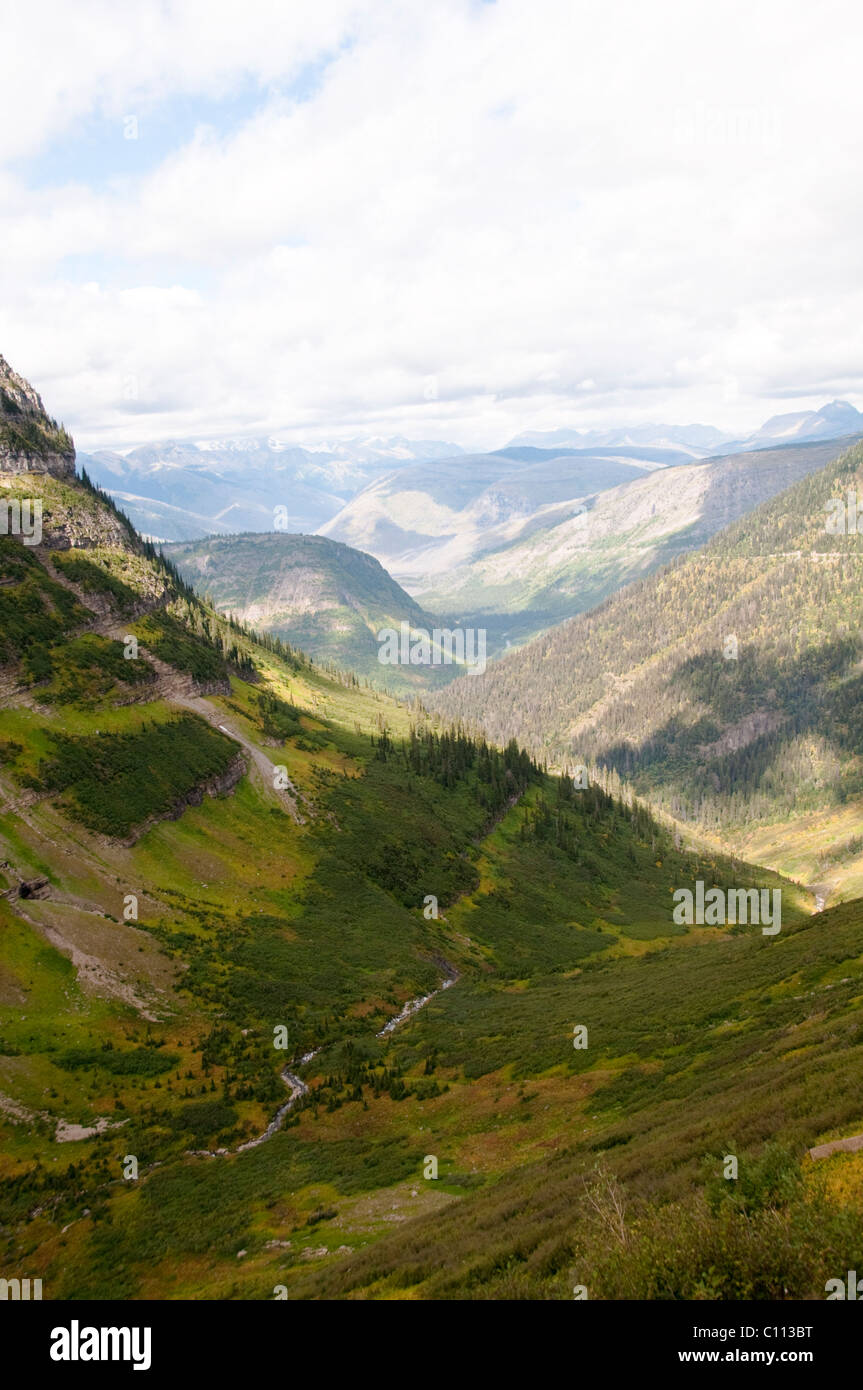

{"left": 2, "top": 0, "right": 863, "bottom": 450}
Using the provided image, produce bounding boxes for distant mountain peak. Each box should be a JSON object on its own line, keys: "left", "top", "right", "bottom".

{"left": 820, "top": 399, "right": 859, "bottom": 420}
{"left": 750, "top": 399, "right": 863, "bottom": 445}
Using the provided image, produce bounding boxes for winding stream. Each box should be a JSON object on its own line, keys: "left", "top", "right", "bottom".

{"left": 376, "top": 970, "right": 457, "bottom": 1037}
{"left": 194, "top": 968, "right": 458, "bottom": 1158}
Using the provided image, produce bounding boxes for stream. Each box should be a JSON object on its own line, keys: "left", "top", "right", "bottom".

{"left": 193, "top": 967, "right": 458, "bottom": 1158}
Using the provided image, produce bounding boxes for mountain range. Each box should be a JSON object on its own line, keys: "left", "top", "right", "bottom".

{"left": 514, "top": 400, "right": 863, "bottom": 454}
{"left": 289, "top": 407, "right": 863, "bottom": 663}
{"left": 4, "top": 354, "right": 863, "bottom": 1304}
{"left": 78, "top": 434, "right": 464, "bottom": 542}
{"left": 326, "top": 436, "right": 862, "bottom": 654}
{"left": 76, "top": 401, "right": 863, "bottom": 548}
{"left": 152, "top": 427, "right": 863, "bottom": 686}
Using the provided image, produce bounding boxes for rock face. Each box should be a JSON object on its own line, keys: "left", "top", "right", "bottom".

{"left": 0, "top": 354, "right": 76, "bottom": 479}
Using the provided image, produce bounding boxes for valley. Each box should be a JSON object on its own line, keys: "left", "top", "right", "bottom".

{"left": 2, "top": 358, "right": 863, "bottom": 1302}
{"left": 5, "top": 0, "right": 863, "bottom": 1332}
{"left": 157, "top": 432, "right": 863, "bottom": 686}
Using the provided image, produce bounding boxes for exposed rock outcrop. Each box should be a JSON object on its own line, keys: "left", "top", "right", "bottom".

{"left": 0, "top": 354, "right": 76, "bottom": 479}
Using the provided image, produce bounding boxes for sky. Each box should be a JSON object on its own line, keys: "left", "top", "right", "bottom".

{"left": 2, "top": 0, "right": 863, "bottom": 453}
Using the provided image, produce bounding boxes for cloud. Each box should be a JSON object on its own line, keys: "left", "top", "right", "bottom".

{"left": 1, "top": 0, "right": 863, "bottom": 450}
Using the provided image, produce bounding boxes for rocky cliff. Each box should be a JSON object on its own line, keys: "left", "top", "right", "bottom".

{"left": 0, "top": 354, "right": 76, "bottom": 478}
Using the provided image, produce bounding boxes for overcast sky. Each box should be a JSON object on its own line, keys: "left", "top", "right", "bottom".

{"left": 2, "top": 0, "right": 862, "bottom": 452}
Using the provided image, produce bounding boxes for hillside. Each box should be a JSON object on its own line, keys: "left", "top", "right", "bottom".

{"left": 414, "top": 436, "right": 862, "bottom": 639}
{"left": 319, "top": 445, "right": 683, "bottom": 584}
{"left": 431, "top": 439, "right": 863, "bottom": 902}
{"left": 6, "top": 357, "right": 863, "bottom": 1303}
{"left": 163, "top": 531, "right": 438, "bottom": 690}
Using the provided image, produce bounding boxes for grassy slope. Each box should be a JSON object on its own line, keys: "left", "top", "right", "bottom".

{"left": 1, "top": 466, "right": 861, "bottom": 1301}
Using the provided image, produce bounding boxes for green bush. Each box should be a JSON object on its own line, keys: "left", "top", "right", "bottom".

{"left": 27, "top": 714, "right": 239, "bottom": 837}
{"left": 58, "top": 1047, "right": 179, "bottom": 1077}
